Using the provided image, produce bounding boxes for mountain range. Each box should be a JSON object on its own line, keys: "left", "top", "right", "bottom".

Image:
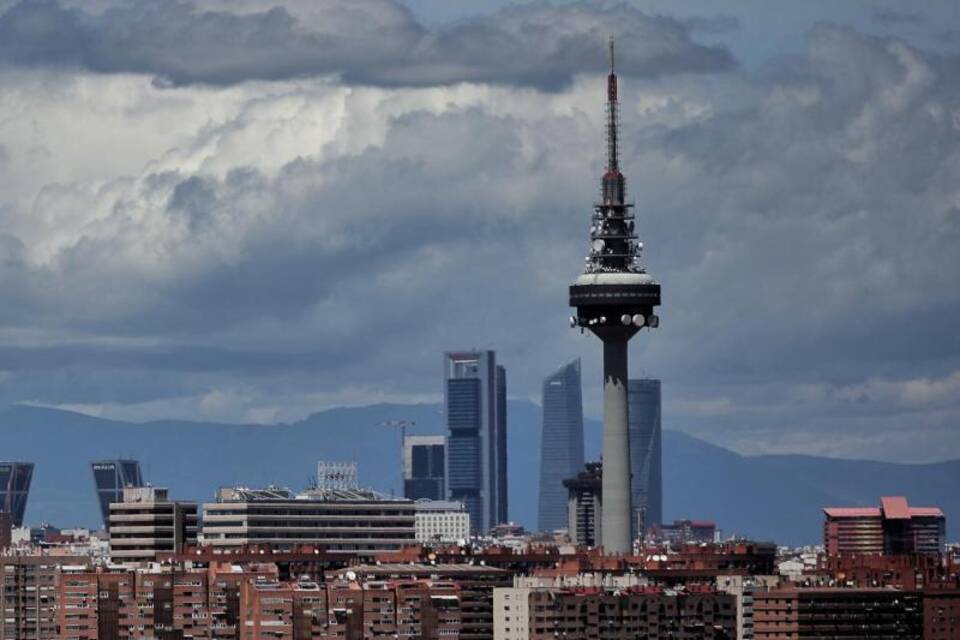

{"left": 0, "top": 402, "right": 955, "bottom": 546}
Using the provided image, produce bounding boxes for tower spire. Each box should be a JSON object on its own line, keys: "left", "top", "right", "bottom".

{"left": 606, "top": 35, "right": 620, "bottom": 175}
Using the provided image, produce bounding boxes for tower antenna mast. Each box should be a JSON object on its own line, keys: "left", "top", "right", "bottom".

{"left": 568, "top": 36, "right": 662, "bottom": 554}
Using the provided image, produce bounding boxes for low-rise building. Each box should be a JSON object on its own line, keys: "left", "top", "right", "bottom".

{"left": 415, "top": 500, "right": 470, "bottom": 544}
{"left": 202, "top": 486, "right": 416, "bottom": 554}
{"left": 716, "top": 575, "right": 780, "bottom": 640}
{"left": 495, "top": 585, "right": 736, "bottom": 640}
{"left": 754, "top": 587, "right": 923, "bottom": 639}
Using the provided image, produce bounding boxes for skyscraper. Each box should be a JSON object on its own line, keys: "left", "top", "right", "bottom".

{"left": 404, "top": 435, "right": 447, "bottom": 500}
{"left": 91, "top": 459, "right": 144, "bottom": 530}
{"left": 568, "top": 37, "right": 661, "bottom": 553}
{"left": 628, "top": 379, "right": 662, "bottom": 537}
{"left": 0, "top": 462, "right": 34, "bottom": 527}
{"left": 538, "top": 359, "right": 585, "bottom": 532}
{"left": 444, "top": 350, "right": 507, "bottom": 534}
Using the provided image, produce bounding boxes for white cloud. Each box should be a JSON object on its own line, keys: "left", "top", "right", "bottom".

{"left": 0, "top": 13, "right": 958, "bottom": 462}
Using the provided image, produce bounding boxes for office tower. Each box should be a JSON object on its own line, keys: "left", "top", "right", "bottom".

{"left": 628, "top": 379, "right": 662, "bottom": 537}
{"left": 823, "top": 496, "right": 946, "bottom": 555}
{"left": 537, "top": 359, "right": 584, "bottom": 532}
{"left": 0, "top": 462, "right": 33, "bottom": 527}
{"left": 108, "top": 486, "right": 197, "bottom": 564}
{"left": 444, "top": 350, "right": 508, "bottom": 534}
{"left": 91, "top": 459, "right": 144, "bottom": 530}
{"left": 403, "top": 436, "right": 446, "bottom": 500}
{"left": 568, "top": 37, "right": 661, "bottom": 553}
{"left": 563, "top": 461, "right": 603, "bottom": 547}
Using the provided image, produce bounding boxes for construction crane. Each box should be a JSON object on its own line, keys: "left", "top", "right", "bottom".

{"left": 378, "top": 420, "right": 416, "bottom": 496}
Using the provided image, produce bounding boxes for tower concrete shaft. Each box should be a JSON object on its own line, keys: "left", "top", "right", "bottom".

{"left": 601, "top": 335, "right": 632, "bottom": 553}
{"left": 568, "top": 36, "right": 661, "bottom": 554}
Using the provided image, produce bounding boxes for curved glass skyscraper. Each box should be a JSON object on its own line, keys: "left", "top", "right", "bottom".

{"left": 538, "top": 359, "right": 584, "bottom": 532}
{"left": 628, "top": 379, "right": 662, "bottom": 538}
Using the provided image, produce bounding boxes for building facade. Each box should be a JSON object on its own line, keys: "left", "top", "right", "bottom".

{"left": 628, "top": 379, "right": 662, "bottom": 537}
{"left": 202, "top": 486, "right": 416, "bottom": 553}
{"left": 415, "top": 500, "right": 470, "bottom": 544}
{"left": 404, "top": 435, "right": 446, "bottom": 501}
{"left": 537, "top": 359, "right": 584, "bottom": 533}
{"left": 0, "top": 554, "right": 87, "bottom": 640}
{"left": 108, "top": 486, "right": 198, "bottom": 564}
{"left": 444, "top": 350, "right": 508, "bottom": 535}
{"left": 0, "top": 462, "right": 33, "bottom": 527}
{"left": 658, "top": 519, "right": 717, "bottom": 546}
{"left": 823, "top": 496, "right": 946, "bottom": 555}
{"left": 563, "top": 461, "right": 602, "bottom": 547}
{"left": 495, "top": 586, "right": 736, "bottom": 640}
{"left": 91, "top": 460, "right": 144, "bottom": 531}
{"left": 754, "top": 588, "right": 923, "bottom": 639}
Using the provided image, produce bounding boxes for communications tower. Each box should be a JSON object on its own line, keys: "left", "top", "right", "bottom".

{"left": 568, "top": 37, "right": 661, "bottom": 554}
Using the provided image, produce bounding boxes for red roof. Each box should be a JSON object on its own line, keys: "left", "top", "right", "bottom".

{"left": 823, "top": 507, "right": 881, "bottom": 518}
{"left": 880, "top": 496, "right": 910, "bottom": 519}
{"left": 824, "top": 497, "right": 944, "bottom": 521}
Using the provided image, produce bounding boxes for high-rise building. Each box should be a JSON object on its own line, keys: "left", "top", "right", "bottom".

{"left": 823, "top": 496, "right": 946, "bottom": 555}
{"left": 563, "top": 461, "right": 603, "bottom": 547}
{"left": 91, "top": 459, "right": 144, "bottom": 530}
{"left": 567, "top": 37, "right": 661, "bottom": 553}
{"left": 0, "top": 461, "right": 33, "bottom": 527}
{"left": 108, "top": 486, "right": 197, "bottom": 564}
{"left": 537, "top": 359, "right": 584, "bottom": 533}
{"left": 628, "top": 379, "right": 662, "bottom": 537}
{"left": 404, "top": 436, "right": 446, "bottom": 500}
{"left": 444, "top": 350, "right": 507, "bottom": 534}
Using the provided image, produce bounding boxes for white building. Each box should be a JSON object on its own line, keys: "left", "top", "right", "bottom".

{"left": 109, "top": 486, "right": 197, "bottom": 564}
{"left": 414, "top": 500, "right": 470, "bottom": 544}
{"left": 202, "top": 486, "right": 416, "bottom": 553}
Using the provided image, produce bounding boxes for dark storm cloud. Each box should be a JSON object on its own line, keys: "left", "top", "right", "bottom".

{"left": 1, "top": 13, "right": 959, "bottom": 456}
{"left": 0, "top": 0, "right": 734, "bottom": 88}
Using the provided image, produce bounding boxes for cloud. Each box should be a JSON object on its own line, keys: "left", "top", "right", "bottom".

{"left": 0, "top": 15, "right": 959, "bottom": 461}
{"left": 873, "top": 9, "right": 926, "bottom": 26}
{"left": 0, "top": 0, "right": 734, "bottom": 88}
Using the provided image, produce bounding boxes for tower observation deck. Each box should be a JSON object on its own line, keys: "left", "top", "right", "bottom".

{"left": 568, "top": 37, "right": 661, "bottom": 554}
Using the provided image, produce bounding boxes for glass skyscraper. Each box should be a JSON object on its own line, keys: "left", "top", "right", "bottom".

{"left": 444, "top": 351, "right": 507, "bottom": 534}
{"left": 0, "top": 462, "right": 34, "bottom": 527}
{"left": 538, "top": 359, "right": 584, "bottom": 532}
{"left": 92, "top": 459, "right": 144, "bottom": 529}
{"left": 403, "top": 436, "right": 446, "bottom": 500}
{"left": 628, "top": 379, "right": 662, "bottom": 538}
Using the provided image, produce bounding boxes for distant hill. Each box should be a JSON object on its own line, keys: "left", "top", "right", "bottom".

{"left": 0, "top": 402, "right": 955, "bottom": 545}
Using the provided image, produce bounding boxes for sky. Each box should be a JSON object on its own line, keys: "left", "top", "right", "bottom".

{"left": 1, "top": 0, "right": 959, "bottom": 462}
